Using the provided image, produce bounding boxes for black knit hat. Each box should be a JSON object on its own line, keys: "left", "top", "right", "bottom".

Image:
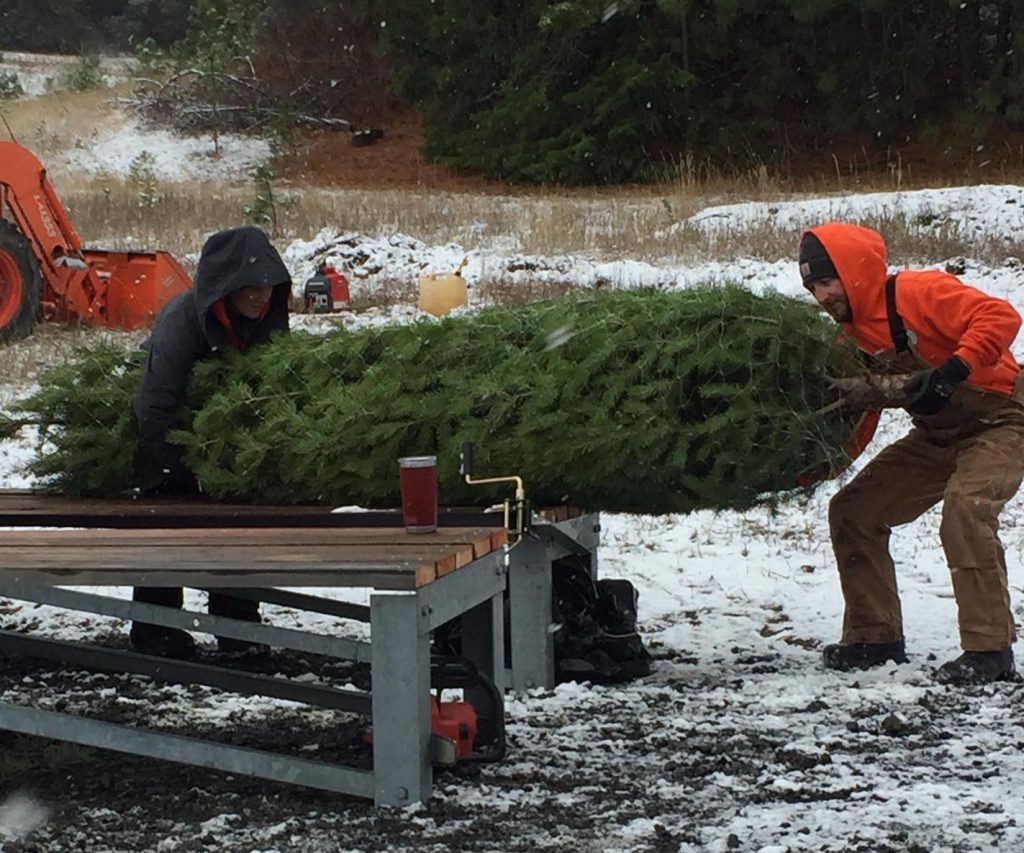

{"left": 799, "top": 232, "right": 838, "bottom": 287}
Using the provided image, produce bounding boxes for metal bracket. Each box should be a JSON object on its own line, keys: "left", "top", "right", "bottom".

{"left": 533, "top": 522, "right": 594, "bottom": 560}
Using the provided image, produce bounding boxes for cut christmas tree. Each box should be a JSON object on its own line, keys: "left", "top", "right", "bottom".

{"left": 11, "top": 287, "right": 863, "bottom": 513}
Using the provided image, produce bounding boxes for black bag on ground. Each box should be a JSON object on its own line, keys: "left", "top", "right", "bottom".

{"left": 431, "top": 554, "right": 653, "bottom": 685}
{"left": 552, "top": 555, "right": 653, "bottom": 685}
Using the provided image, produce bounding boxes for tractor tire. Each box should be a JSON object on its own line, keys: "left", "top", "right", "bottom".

{"left": 0, "top": 219, "right": 43, "bottom": 343}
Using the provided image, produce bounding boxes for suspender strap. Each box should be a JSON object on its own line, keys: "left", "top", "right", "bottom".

{"left": 885, "top": 274, "right": 909, "bottom": 353}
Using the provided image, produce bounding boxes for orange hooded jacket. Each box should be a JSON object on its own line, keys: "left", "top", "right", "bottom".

{"left": 795, "top": 223, "right": 1022, "bottom": 478}
{"left": 805, "top": 222, "right": 1021, "bottom": 397}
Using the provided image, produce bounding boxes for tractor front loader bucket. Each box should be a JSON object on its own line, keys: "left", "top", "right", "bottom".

{"left": 81, "top": 249, "right": 191, "bottom": 330}
{"left": 1, "top": 141, "right": 192, "bottom": 340}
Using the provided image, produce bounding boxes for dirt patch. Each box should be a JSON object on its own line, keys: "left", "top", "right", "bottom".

{"left": 272, "top": 103, "right": 1024, "bottom": 195}
{"left": 273, "top": 105, "right": 500, "bottom": 192}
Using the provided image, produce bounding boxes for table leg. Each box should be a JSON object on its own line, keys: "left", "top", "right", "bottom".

{"left": 460, "top": 588, "right": 505, "bottom": 692}
{"left": 507, "top": 536, "right": 555, "bottom": 692}
{"left": 370, "top": 592, "right": 431, "bottom": 806}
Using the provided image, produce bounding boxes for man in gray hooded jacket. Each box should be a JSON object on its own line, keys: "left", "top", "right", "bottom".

{"left": 131, "top": 225, "right": 291, "bottom": 658}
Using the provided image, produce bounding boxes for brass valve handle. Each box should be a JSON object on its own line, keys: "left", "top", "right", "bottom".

{"left": 460, "top": 442, "right": 527, "bottom": 540}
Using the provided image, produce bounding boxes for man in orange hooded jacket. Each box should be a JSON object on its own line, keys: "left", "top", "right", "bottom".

{"left": 799, "top": 222, "right": 1024, "bottom": 685}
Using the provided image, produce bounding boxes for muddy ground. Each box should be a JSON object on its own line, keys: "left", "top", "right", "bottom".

{"left": 0, "top": 632, "right": 1020, "bottom": 853}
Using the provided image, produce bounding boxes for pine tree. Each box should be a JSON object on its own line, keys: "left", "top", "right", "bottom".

{"left": 14, "top": 288, "right": 859, "bottom": 514}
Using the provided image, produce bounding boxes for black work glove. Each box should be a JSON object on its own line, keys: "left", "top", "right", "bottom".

{"left": 146, "top": 466, "right": 201, "bottom": 498}
{"left": 903, "top": 356, "right": 971, "bottom": 417}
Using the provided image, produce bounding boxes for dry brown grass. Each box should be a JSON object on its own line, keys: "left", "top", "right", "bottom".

{"left": 51, "top": 179, "right": 702, "bottom": 263}
{"left": 475, "top": 278, "right": 580, "bottom": 307}
{"left": 0, "top": 323, "right": 142, "bottom": 395}
{"left": 46, "top": 177, "right": 1023, "bottom": 291}
{"left": 346, "top": 277, "right": 419, "bottom": 312}
{"left": 0, "top": 87, "right": 132, "bottom": 160}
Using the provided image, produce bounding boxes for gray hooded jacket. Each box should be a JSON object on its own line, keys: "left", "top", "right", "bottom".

{"left": 134, "top": 225, "right": 291, "bottom": 489}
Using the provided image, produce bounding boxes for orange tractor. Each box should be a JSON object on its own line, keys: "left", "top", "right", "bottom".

{"left": 0, "top": 141, "right": 192, "bottom": 343}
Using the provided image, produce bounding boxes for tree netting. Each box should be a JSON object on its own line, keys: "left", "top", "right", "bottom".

{"left": 12, "top": 287, "right": 860, "bottom": 513}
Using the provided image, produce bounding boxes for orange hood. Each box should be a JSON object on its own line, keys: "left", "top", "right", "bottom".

{"left": 804, "top": 222, "right": 1021, "bottom": 396}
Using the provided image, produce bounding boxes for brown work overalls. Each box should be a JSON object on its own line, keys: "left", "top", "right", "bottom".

{"left": 829, "top": 343, "right": 1024, "bottom": 652}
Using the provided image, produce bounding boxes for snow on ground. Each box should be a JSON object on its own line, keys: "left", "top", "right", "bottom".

{"left": 0, "top": 51, "right": 134, "bottom": 97}
{"left": 2, "top": 120, "right": 1024, "bottom": 849}
{"left": 686, "top": 184, "right": 1024, "bottom": 245}
{"left": 60, "top": 118, "right": 273, "bottom": 182}
{"left": 282, "top": 228, "right": 808, "bottom": 301}
{"left": 1, "top": 51, "right": 272, "bottom": 183}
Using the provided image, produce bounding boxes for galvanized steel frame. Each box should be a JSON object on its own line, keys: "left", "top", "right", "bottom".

{"left": 0, "top": 512, "right": 598, "bottom": 804}
{"left": 507, "top": 513, "right": 601, "bottom": 692}
{"left": 0, "top": 548, "right": 507, "bottom": 805}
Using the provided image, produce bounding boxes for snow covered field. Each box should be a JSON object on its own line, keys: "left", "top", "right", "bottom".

{"left": 0, "top": 51, "right": 135, "bottom": 97}
{"left": 1, "top": 116, "right": 1024, "bottom": 851}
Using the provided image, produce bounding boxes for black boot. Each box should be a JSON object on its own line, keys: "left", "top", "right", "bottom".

{"left": 217, "top": 634, "right": 270, "bottom": 657}
{"left": 129, "top": 623, "right": 196, "bottom": 658}
{"left": 131, "top": 586, "right": 195, "bottom": 658}
{"left": 935, "top": 649, "right": 1017, "bottom": 685}
{"left": 822, "top": 640, "right": 907, "bottom": 671}
{"left": 209, "top": 593, "right": 268, "bottom": 656}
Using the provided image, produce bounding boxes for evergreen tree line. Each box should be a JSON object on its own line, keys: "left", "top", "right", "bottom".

{"left": 375, "top": 0, "right": 1024, "bottom": 183}
{"left": 0, "top": 0, "right": 370, "bottom": 56}
{"left": 1, "top": 0, "right": 193, "bottom": 52}
{"left": 10, "top": 289, "right": 859, "bottom": 514}
{"left": 4, "top": 1, "right": 1021, "bottom": 185}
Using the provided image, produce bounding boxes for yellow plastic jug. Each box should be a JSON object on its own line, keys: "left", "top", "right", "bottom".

{"left": 418, "top": 258, "right": 469, "bottom": 316}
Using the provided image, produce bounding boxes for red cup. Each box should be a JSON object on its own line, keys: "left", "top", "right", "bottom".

{"left": 398, "top": 456, "right": 438, "bottom": 533}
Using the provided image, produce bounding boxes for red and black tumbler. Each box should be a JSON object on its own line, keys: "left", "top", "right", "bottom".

{"left": 398, "top": 456, "right": 438, "bottom": 533}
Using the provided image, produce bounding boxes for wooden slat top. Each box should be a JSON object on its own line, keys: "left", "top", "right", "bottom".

{"left": 0, "top": 490, "right": 584, "bottom": 529}
{"left": 0, "top": 489, "right": 396, "bottom": 529}
{"left": 0, "top": 526, "right": 508, "bottom": 591}
{"left": 0, "top": 490, "right": 328, "bottom": 517}
{"left": 0, "top": 490, "right": 502, "bottom": 530}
